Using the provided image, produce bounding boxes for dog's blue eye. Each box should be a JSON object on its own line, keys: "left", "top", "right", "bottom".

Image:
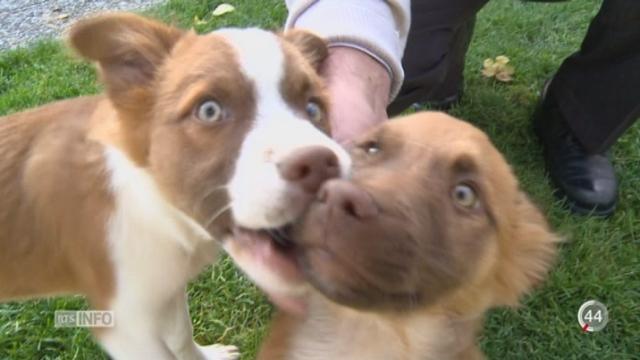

{"left": 196, "top": 100, "right": 223, "bottom": 124}
{"left": 453, "top": 184, "right": 478, "bottom": 208}
{"left": 305, "top": 101, "right": 323, "bottom": 123}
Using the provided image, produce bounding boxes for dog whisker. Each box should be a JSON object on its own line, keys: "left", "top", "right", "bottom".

{"left": 194, "top": 184, "right": 229, "bottom": 215}
{"left": 202, "top": 184, "right": 229, "bottom": 201}
{"left": 204, "top": 202, "right": 233, "bottom": 229}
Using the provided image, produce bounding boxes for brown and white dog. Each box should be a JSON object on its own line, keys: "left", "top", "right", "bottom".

{"left": 0, "top": 13, "right": 349, "bottom": 360}
{"left": 226, "top": 112, "right": 560, "bottom": 359}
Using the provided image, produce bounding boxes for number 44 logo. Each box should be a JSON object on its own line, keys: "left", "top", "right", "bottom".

{"left": 584, "top": 309, "right": 603, "bottom": 323}
{"left": 577, "top": 300, "right": 609, "bottom": 332}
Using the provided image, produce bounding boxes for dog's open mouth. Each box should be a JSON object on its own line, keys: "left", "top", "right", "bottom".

{"left": 259, "top": 225, "right": 295, "bottom": 251}
{"left": 229, "top": 224, "right": 309, "bottom": 313}
{"left": 231, "top": 224, "right": 303, "bottom": 283}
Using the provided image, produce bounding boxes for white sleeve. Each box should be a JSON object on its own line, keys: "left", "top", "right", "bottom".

{"left": 285, "top": 0, "right": 411, "bottom": 100}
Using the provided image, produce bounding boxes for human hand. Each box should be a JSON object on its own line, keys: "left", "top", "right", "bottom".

{"left": 319, "top": 47, "right": 392, "bottom": 146}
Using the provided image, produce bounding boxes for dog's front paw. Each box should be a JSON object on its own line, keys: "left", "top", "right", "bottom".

{"left": 198, "top": 344, "right": 240, "bottom": 360}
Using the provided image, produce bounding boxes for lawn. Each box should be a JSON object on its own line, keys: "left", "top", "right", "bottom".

{"left": 0, "top": 0, "right": 638, "bottom": 359}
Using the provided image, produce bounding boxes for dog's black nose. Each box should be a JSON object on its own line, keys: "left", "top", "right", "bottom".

{"left": 278, "top": 146, "right": 340, "bottom": 193}
{"left": 318, "top": 179, "right": 378, "bottom": 219}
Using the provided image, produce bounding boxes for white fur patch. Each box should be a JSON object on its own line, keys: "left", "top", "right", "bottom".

{"left": 100, "top": 147, "right": 222, "bottom": 359}
{"left": 217, "top": 28, "right": 351, "bottom": 230}
{"left": 104, "top": 146, "right": 213, "bottom": 254}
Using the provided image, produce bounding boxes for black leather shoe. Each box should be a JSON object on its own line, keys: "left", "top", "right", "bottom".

{"left": 533, "top": 81, "right": 618, "bottom": 216}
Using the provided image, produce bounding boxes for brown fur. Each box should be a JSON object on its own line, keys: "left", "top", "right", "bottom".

{"left": 258, "top": 112, "right": 560, "bottom": 359}
{"left": 281, "top": 30, "right": 328, "bottom": 70}
{"left": 0, "top": 97, "right": 115, "bottom": 307}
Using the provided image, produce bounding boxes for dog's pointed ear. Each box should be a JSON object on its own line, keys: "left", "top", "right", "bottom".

{"left": 282, "top": 29, "right": 328, "bottom": 70}
{"left": 69, "top": 13, "right": 183, "bottom": 107}
{"left": 493, "top": 193, "right": 561, "bottom": 306}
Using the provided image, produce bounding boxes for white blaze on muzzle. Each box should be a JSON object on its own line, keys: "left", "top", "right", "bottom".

{"left": 218, "top": 28, "right": 351, "bottom": 230}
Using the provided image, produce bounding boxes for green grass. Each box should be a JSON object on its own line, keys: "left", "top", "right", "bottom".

{"left": 1, "top": 0, "right": 638, "bottom": 359}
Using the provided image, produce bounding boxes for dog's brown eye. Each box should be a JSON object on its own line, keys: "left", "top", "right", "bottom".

{"left": 363, "top": 141, "right": 380, "bottom": 155}
{"left": 196, "top": 100, "right": 223, "bottom": 124}
{"left": 452, "top": 184, "right": 478, "bottom": 208}
{"left": 305, "top": 101, "right": 323, "bottom": 123}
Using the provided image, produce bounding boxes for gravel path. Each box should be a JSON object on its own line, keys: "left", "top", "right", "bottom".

{"left": 0, "top": 0, "right": 165, "bottom": 50}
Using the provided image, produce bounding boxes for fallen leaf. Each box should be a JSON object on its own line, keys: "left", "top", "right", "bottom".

{"left": 495, "top": 55, "right": 510, "bottom": 65}
{"left": 481, "top": 55, "right": 515, "bottom": 82}
{"left": 482, "top": 58, "right": 498, "bottom": 77}
{"left": 212, "top": 3, "right": 235, "bottom": 17}
{"left": 483, "top": 58, "right": 495, "bottom": 68}
{"left": 495, "top": 71, "right": 513, "bottom": 82}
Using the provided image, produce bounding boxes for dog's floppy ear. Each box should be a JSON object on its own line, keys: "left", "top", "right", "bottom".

{"left": 282, "top": 29, "right": 328, "bottom": 70}
{"left": 69, "top": 13, "right": 183, "bottom": 109}
{"left": 492, "top": 193, "right": 560, "bottom": 306}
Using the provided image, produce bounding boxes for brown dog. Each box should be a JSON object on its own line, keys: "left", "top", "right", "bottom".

{"left": 0, "top": 13, "right": 350, "bottom": 360}
{"left": 226, "top": 112, "right": 559, "bottom": 359}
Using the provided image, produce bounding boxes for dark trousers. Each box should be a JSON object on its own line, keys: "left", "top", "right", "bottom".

{"left": 388, "top": 0, "right": 640, "bottom": 154}
{"left": 387, "top": 0, "right": 489, "bottom": 116}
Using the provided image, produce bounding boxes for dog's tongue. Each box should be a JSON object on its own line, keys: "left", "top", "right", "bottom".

{"left": 230, "top": 228, "right": 308, "bottom": 315}
{"left": 232, "top": 228, "right": 303, "bottom": 282}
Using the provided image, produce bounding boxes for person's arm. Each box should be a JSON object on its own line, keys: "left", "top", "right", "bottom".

{"left": 285, "top": 0, "right": 411, "bottom": 144}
